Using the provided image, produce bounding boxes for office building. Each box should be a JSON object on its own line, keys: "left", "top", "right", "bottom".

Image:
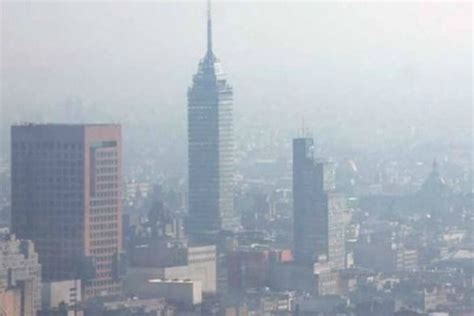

{"left": 292, "top": 138, "right": 345, "bottom": 268}
{"left": 11, "top": 124, "right": 123, "bottom": 299}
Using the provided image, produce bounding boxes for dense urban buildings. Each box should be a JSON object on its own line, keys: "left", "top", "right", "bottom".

{"left": 11, "top": 124, "right": 123, "bottom": 300}
{"left": 292, "top": 137, "right": 345, "bottom": 269}
{"left": 0, "top": 234, "right": 41, "bottom": 316}
{"left": 186, "top": 2, "right": 238, "bottom": 238}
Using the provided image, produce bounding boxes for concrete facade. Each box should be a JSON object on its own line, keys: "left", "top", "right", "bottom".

{"left": 41, "top": 279, "right": 81, "bottom": 310}
{"left": 0, "top": 235, "right": 41, "bottom": 316}
{"left": 127, "top": 243, "right": 216, "bottom": 297}
{"left": 124, "top": 277, "right": 202, "bottom": 306}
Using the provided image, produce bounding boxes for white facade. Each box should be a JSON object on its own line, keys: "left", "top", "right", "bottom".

{"left": 124, "top": 275, "right": 202, "bottom": 306}
{"left": 41, "top": 279, "right": 81, "bottom": 309}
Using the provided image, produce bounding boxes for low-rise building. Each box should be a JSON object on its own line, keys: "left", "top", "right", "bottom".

{"left": 41, "top": 280, "right": 81, "bottom": 309}
{"left": 313, "top": 259, "right": 339, "bottom": 296}
{"left": 124, "top": 278, "right": 202, "bottom": 306}
{"left": 129, "top": 242, "right": 216, "bottom": 294}
{"left": 39, "top": 279, "right": 82, "bottom": 315}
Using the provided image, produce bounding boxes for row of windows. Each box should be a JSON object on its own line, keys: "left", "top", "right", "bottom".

{"left": 12, "top": 142, "right": 83, "bottom": 150}
{"left": 91, "top": 223, "right": 118, "bottom": 230}
{"left": 13, "top": 169, "right": 81, "bottom": 176}
{"left": 93, "top": 254, "right": 116, "bottom": 263}
{"left": 90, "top": 238, "right": 117, "bottom": 247}
{"left": 13, "top": 176, "right": 82, "bottom": 183}
{"left": 95, "top": 269, "right": 112, "bottom": 277}
{"left": 90, "top": 230, "right": 118, "bottom": 239}
{"left": 96, "top": 151, "right": 117, "bottom": 158}
{"left": 90, "top": 214, "right": 118, "bottom": 222}
{"left": 96, "top": 175, "right": 118, "bottom": 182}
{"left": 90, "top": 199, "right": 118, "bottom": 207}
{"left": 96, "top": 183, "right": 118, "bottom": 190}
{"left": 90, "top": 247, "right": 117, "bottom": 255}
{"left": 12, "top": 190, "right": 82, "bottom": 198}
{"left": 87, "top": 279, "right": 118, "bottom": 289}
{"left": 96, "top": 167, "right": 118, "bottom": 174}
{"left": 13, "top": 160, "right": 83, "bottom": 167}
{"left": 90, "top": 207, "right": 118, "bottom": 215}
{"left": 16, "top": 214, "right": 82, "bottom": 223}
{"left": 95, "top": 159, "right": 118, "bottom": 166}
{"left": 14, "top": 152, "right": 84, "bottom": 159}
{"left": 25, "top": 193, "right": 83, "bottom": 200}
{"left": 14, "top": 201, "right": 83, "bottom": 209}
{"left": 93, "top": 191, "right": 119, "bottom": 198}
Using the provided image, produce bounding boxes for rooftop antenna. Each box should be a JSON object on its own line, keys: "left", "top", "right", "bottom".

{"left": 206, "top": 0, "right": 213, "bottom": 56}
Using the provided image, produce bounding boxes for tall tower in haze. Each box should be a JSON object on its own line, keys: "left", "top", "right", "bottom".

{"left": 293, "top": 137, "right": 345, "bottom": 269}
{"left": 187, "top": 1, "right": 238, "bottom": 237}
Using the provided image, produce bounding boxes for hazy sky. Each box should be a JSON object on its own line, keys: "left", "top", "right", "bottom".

{"left": 1, "top": 1, "right": 472, "bottom": 147}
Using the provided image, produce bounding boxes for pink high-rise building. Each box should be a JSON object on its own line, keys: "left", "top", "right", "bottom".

{"left": 11, "top": 124, "right": 123, "bottom": 299}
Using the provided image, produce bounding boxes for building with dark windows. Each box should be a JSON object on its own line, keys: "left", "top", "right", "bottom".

{"left": 11, "top": 124, "right": 123, "bottom": 300}
{"left": 186, "top": 2, "right": 238, "bottom": 238}
{"left": 292, "top": 138, "right": 345, "bottom": 269}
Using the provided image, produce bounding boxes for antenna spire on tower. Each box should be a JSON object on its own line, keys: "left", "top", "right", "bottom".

{"left": 207, "top": 0, "right": 213, "bottom": 55}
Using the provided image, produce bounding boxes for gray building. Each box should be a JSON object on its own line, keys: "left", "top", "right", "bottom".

{"left": 292, "top": 138, "right": 345, "bottom": 269}
{"left": 186, "top": 2, "right": 238, "bottom": 237}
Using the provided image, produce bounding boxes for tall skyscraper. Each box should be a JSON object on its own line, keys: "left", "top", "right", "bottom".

{"left": 293, "top": 138, "right": 345, "bottom": 269}
{"left": 187, "top": 2, "right": 238, "bottom": 237}
{"left": 11, "top": 124, "right": 123, "bottom": 299}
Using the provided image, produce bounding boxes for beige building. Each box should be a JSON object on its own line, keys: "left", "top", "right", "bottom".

{"left": 128, "top": 244, "right": 216, "bottom": 295}
{"left": 313, "top": 258, "right": 339, "bottom": 296}
{"left": 0, "top": 235, "right": 41, "bottom": 316}
{"left": 41, "top": 279, "right": 81, "bottom": 310}
{"left": 124, "top": 278, "right": 202, "bottom": 306}
{"left": 186, "top": 245, "right": 217, "bottom": 293}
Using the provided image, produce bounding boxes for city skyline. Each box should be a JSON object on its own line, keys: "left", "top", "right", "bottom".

{"left": 0, "top": 1, "right": 472, "bottom": 315}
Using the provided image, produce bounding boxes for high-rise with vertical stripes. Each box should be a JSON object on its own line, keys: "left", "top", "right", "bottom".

{"left": 187, "top": 2, "right": 238, "bottom": 237}
{"left": 293, "top": 137, "right": 345, "bottom": 269}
